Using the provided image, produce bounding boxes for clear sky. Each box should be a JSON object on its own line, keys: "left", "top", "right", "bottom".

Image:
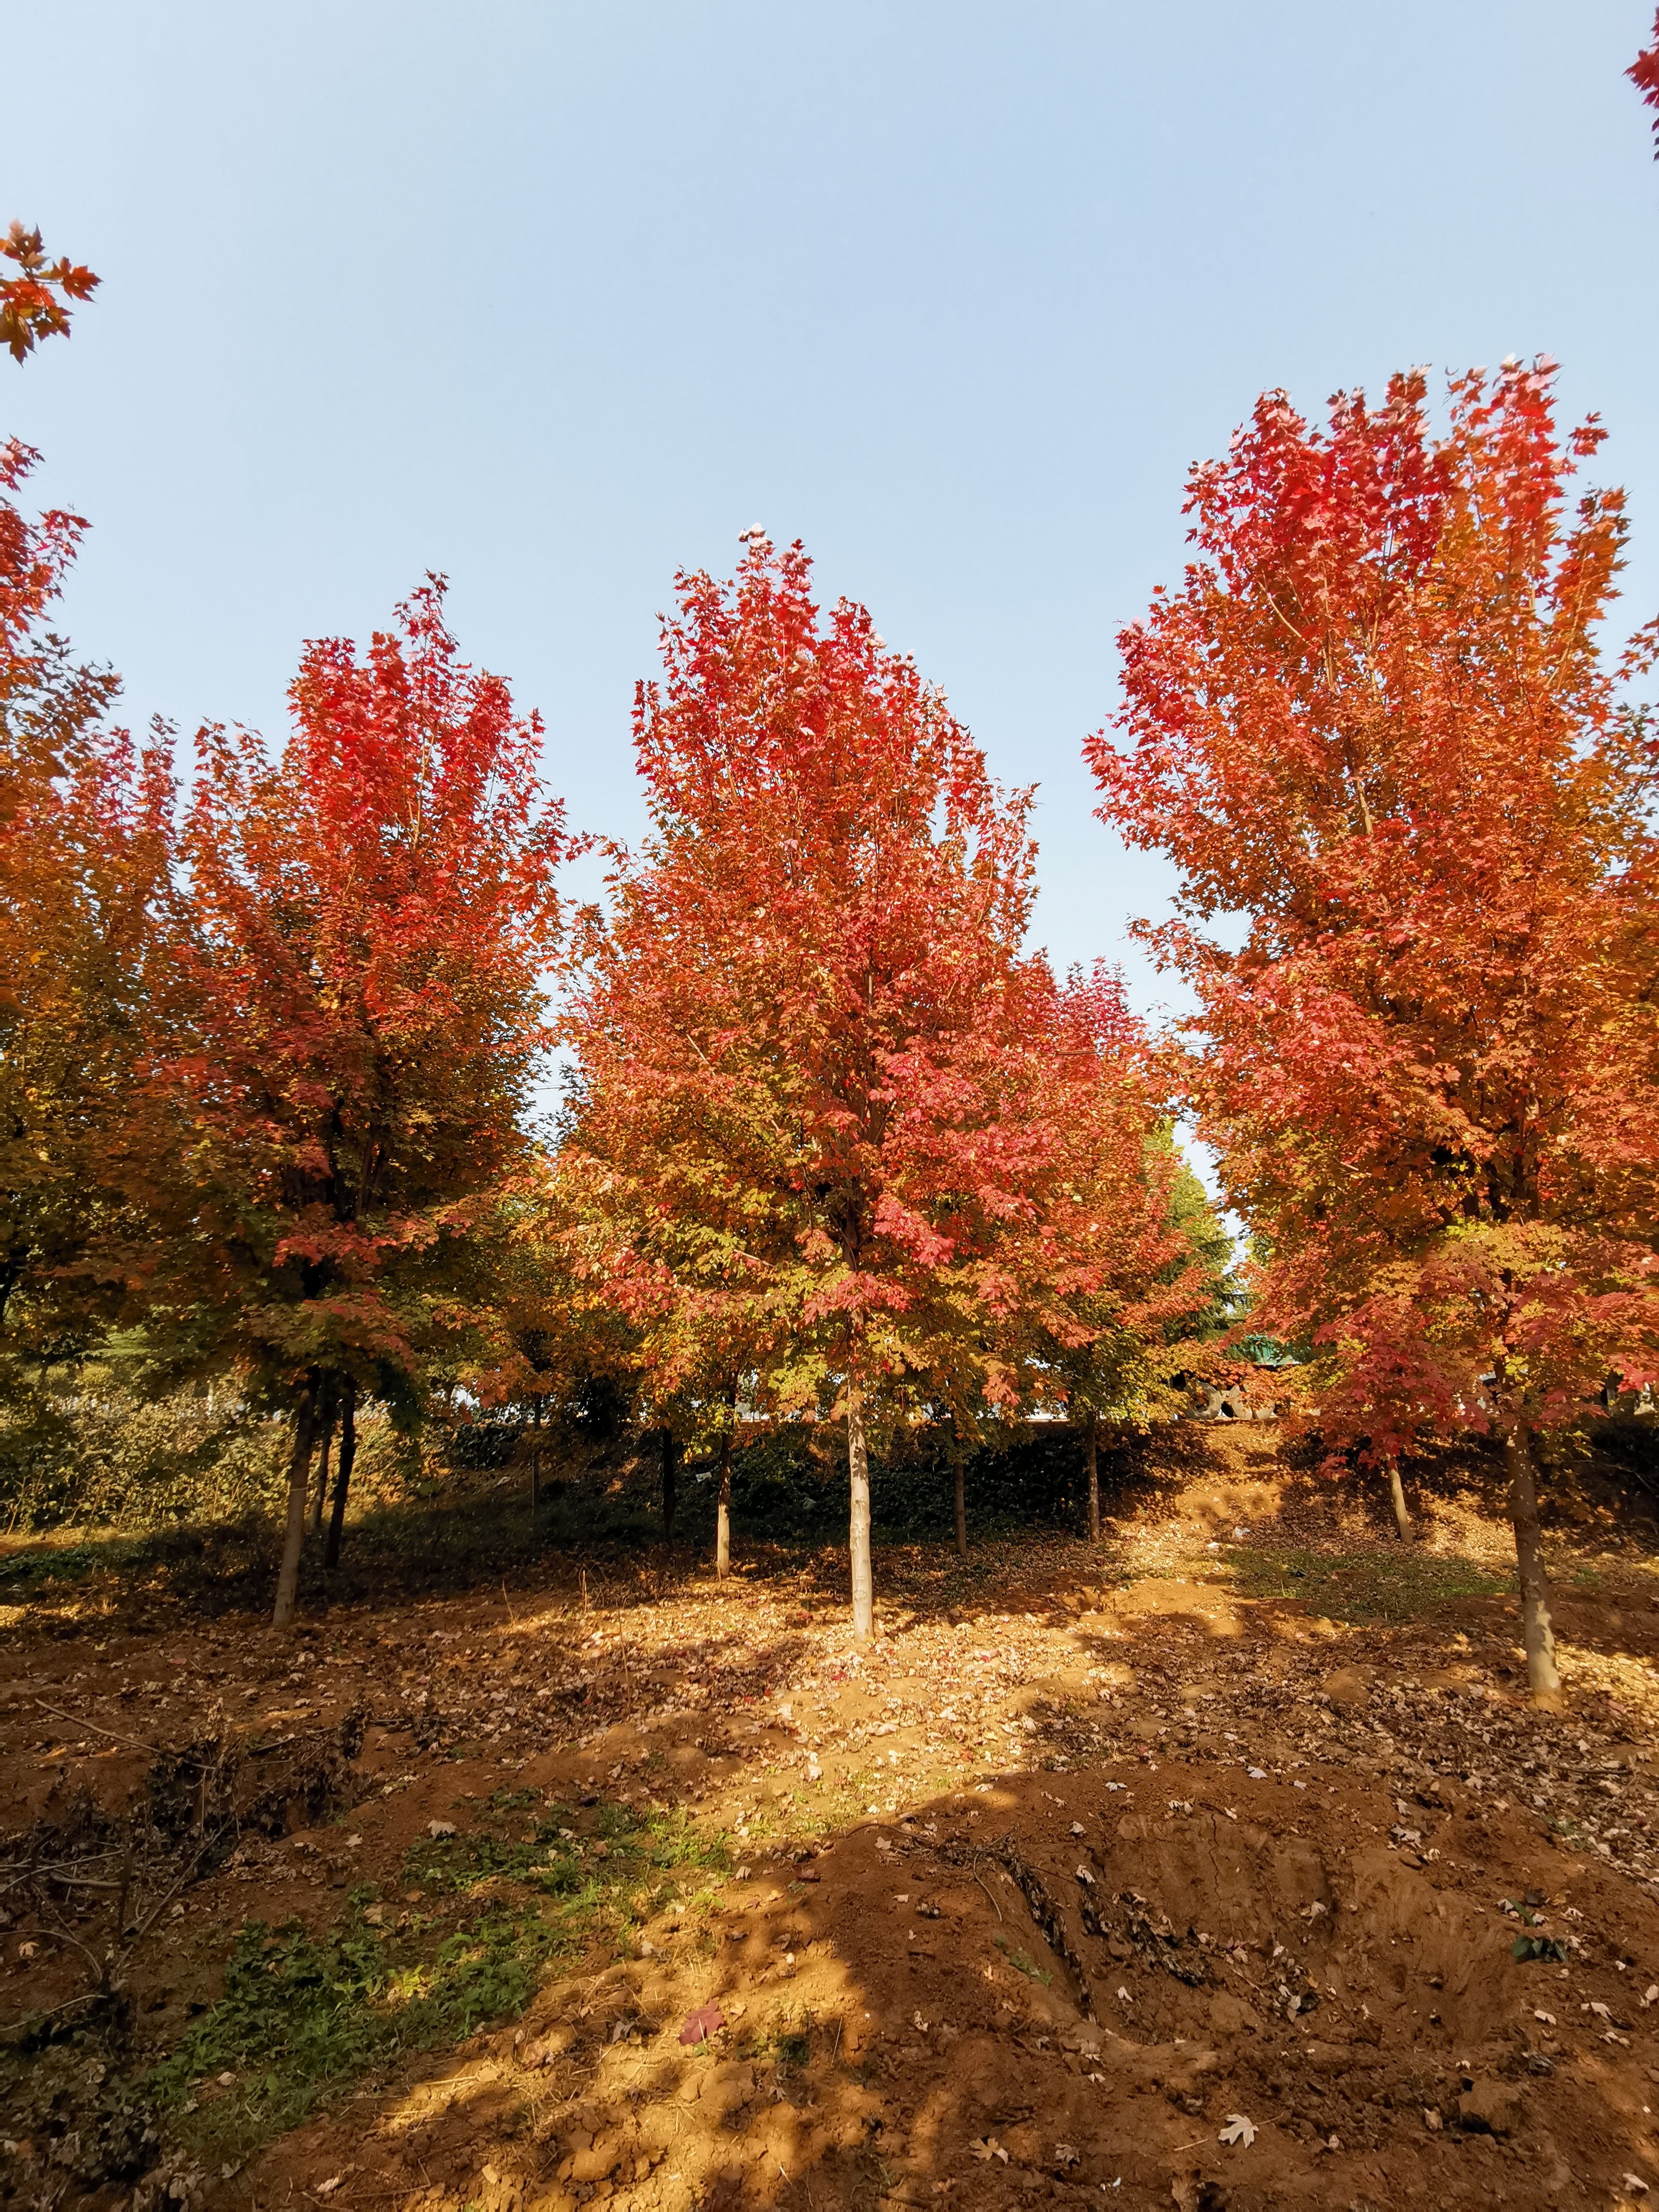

{"left": 6, "top": 0, "right": 1658, "bottom": 1020}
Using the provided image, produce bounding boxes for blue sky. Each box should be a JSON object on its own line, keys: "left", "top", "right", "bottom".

{"left": 6, "top": 0, "right": 1659, "bottom": 1022}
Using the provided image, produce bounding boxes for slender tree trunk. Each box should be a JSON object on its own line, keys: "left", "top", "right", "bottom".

{"left": 1505, "top": 1419, "right": 1562, "bottom": 1707}
{"left": 323, "top": 1377, "right": 358, "bottom": 1571}
{"left": 715, "top": 1428, "right": 732, "bottom": 1580}
{"left": 1386, "top": 1456, "right": 1413, "bottom": 1543}
{"left": 952, "top": 1439, "right": 967, "bottom": 1559}
{"left": 272, "top": 1372, "right": 320, "bottom": 1630}
{"left": 661, "top": 1427, "right": 677, "bottom": 1542}
{"left": 529, "top": 1397, "right": 541, "bottom": 1530}
{"left": 1086, "top": 1416, "right": 1101, "bottom": 1542}
{"left": 310, "top": 1377, "right": 336, "bottom": 1535}
{"left": 848, "top": 1390, "right": 873, "bottom": 1642}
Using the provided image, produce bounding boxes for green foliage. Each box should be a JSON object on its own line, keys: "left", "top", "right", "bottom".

{"left": 0, "top": 1413, "right": 1178, "bottom": 1629}
{"left": 0, "top": 1354, "right": 445, "bottom": 1535}
{"left": 1512, "top": 1934, "right": 1569, "bottom": 1963}
{"left": 1164, "top": 1155, "right": 1238, "bottom": 1342}
{"left": 0, "top": 1366, "right": 289, "bottom": 1532}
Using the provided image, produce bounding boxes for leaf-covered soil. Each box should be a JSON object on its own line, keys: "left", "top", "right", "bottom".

{"left": 5, "top": 1424, "right": 1659, "bottom": 2210}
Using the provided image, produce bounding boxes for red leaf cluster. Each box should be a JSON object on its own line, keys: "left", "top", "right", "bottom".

{"left": 0, "top": 223, "right": 98, "bottom": 364}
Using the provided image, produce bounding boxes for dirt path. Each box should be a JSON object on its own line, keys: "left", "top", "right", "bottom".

{"left": 5, "top": 1426, "right": 1659, "bottom": 2210}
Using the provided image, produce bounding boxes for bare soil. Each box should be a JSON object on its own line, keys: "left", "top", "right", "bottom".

{"left": 6, "top": 1425, "right": 1659, "bottom": 2212}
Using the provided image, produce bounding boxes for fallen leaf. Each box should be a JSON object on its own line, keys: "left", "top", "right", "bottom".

{"left": 678, "top": 2003, "right": 726, "bottom": 2045}
{"left": 1533, "top": 2008, "right": 1556, "bottom": 2025}
{"left": 314, "top": 2181, "right": 342, "bottom": 2199}
{"left": 1053, "top": 2142, "right": 1080, "bottom": 2168}
{"left": 426, "top": 1820, "right": 456, "bottom": 1839}
{"left": 970, "top": 2138, "right": 1010, "bottom": 2164}
{"left": 1218, "top": 2114, "right": 1256, "bottom": 2148}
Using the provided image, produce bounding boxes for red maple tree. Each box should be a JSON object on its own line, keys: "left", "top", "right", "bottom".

{"left": 1090, "top": 361, "right": 1659, "bottom": 1707}
{"left": 565, "top": 536, "right": 1177, "bottom": 1633}
{"left": 153, "top": 581, "right": 569, "bottom": 1624}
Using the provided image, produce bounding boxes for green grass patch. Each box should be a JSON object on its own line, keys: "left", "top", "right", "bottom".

{"left": 146, "top": 1905, "right": 560, "bottom": 2162}
{"left": 0, "top": 1533, "right": 151, "bottom": 1589}
{"left": 1222, "top": 1546, "right": 1514, "bottom": 1623}
{"left": 146, "top": 1797, "right": 731, "bottom": 2165}
{"left": 402, "top": 1799, "right": 728, "bottom": 1901}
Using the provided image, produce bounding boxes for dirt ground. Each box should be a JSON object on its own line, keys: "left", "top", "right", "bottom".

{"left": 6, "top": 1425, "right": 1659, "bottom": 2212}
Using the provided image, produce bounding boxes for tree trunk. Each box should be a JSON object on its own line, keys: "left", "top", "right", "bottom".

{"left": 1505, "top": 1419, "right": 1562, "bottom": 1707}
{"left": 848, "top": 1390, "right": 873, "bottom": 1642}
{"left": 1086, "top": 1416, "right": 1101, "bottom": 1542}
{"left": 310, "top": 1377, "right": 336, "bottom": 1535}
{"left": 323, "top": 1377, "right": 358, "bottom": 1571}
{"left": 661, "top": 1428, "right": 677, "bottom": 1542}
{"left": 952, "top": 1443, "right": 967, "bottom": 1558}
{"left": 529, "top": 1397, "right": 541, "bottom": 1529}
{"left": 1386, "top": 1456, "right": 1412, "bottom": 1542}
{"left": 715, "top": 1429, "right": 732, "bottom": 1580}
{"left": 272, "top": 1372, "right": 320, "bottom": 1630}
